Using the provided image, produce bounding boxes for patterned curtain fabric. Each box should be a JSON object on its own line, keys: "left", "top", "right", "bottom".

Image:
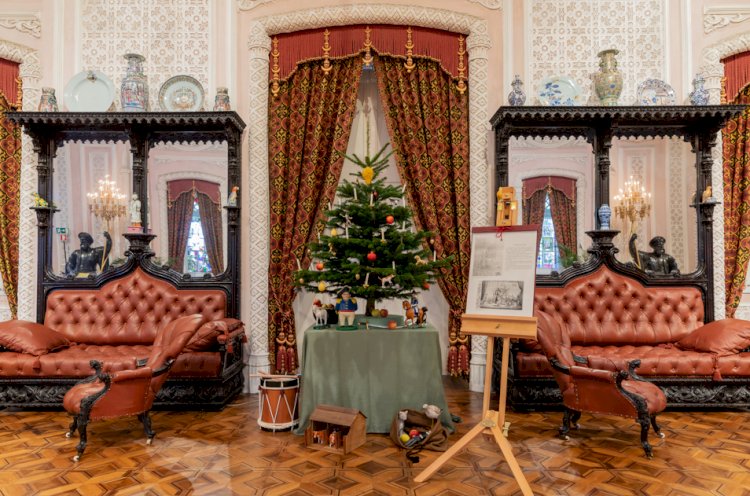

{"left": 374, "top": 55, "right": 471, "bottom": 377}
{"left": 723, "top": 85, "right": 750, "bottom": 316}
{"left": 0, "top": 92, "right": 21, "bottom": 318}
{"left": 268, "top": 57, "right": 362, "bottom": 373}
{"left": 167, "top": 191, "right": 194, "bottom": 272}
{"left": 549, "top": 187, "right": 577, "bottom": 256}
{"left": 523, "top": 189, "right": 547, "bottom": 239}
{"left": 195, "top": 191, "right": 223, "bottom": 275}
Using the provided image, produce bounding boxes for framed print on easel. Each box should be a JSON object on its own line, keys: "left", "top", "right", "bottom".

{"left": 465, "top": 226, "right": 539, "bottom": 317}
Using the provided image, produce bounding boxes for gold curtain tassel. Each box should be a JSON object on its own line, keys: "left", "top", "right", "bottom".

{"left": 271, "top": 37, "right": 281, "bottom": 98}
{"left": 321, "top": 29, "right": 332, "bottom": 74}
{"left": 456, "top": 35, "right": 467, "bottom": 95}
{"left": 404, "top": 26, "right": 415, "bottom": 73}
{"left": 362, "top": 26, "right": 373, "bottom": 68}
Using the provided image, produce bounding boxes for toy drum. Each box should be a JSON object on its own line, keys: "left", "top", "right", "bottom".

{"left": 258, "top": 376, "right": 300, "bottom": 431}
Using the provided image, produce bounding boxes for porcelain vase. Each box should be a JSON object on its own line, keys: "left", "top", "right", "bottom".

{"left": 213, "top": 87, "right": 231, "bottom": 111}
{"left": 689, "top": 75, "right": 709, "bottom": 105}
{"left": 38, "top": 87, "right": 58, "bottom": 112}
{"left": 593, "top": 49, "right": 623, "bottom": 106}
{"left": 507, "top": 75, "right": 526, "bottom": 106}
{"left": 120, "top": 53, "right": 148, "bottom": 111}
{"left": 598, "top": 204, "right": 612, "bottom": 230}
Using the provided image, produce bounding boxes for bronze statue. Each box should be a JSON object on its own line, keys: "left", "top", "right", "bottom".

{"left": 629, "top": 234, "right": 679, "bottom": 275}
{"left": 65, "top": 232, "right": 112, "bottom": 277}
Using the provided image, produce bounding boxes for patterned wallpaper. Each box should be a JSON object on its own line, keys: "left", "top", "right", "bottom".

{"left": 529, "top": 0, "right": 665, "bottom": 105}
{"left": 80, "top": 0, "right": 210, "bottom": 111}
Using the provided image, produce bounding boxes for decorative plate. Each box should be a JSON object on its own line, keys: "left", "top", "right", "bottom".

{"left": 63, "top": 70, "right": 115, "bottom": 112}
{"left": 636, "top": 79, "right": 676, "bottom": 105}
{"left": 537, "top": 76, "right": 582, "bottom": 106}
{"left": 158, "top": 75, "right": 205, "bottom": 111}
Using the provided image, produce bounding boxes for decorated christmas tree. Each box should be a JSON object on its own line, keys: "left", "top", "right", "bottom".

{"left": 294, "top": 144, "right": 450, "bottom": 317}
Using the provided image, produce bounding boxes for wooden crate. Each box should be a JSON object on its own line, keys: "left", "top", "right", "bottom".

{"left": 304, "top": 404, "right": 367, "bottom": 454}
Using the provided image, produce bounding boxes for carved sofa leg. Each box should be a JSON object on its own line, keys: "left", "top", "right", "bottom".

{"left": 637, "top": 413, "right": 653, "bottom": 458}
{"left": 73, "top": 415, "right": 89, "bottom": 462}
{"left": 138, "top": 411, "right": 155, "bottom": 445}
{"left": 66, "top": 416, "right": 78, "bottom": 439}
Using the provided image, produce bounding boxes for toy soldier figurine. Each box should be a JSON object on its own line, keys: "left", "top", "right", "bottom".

{"left": 629, "top": 234, "right": 680, "bottom": 275}
{"left": 65, "top": 232, "right": 112, "bottom": 277}
{"left": 335, "top": 289, "right": 358, "bottom": 328}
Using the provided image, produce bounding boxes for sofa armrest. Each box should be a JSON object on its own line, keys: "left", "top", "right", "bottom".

{"left": 569, "top": 365, "right": 620, "bottom": 384}
{"left": 110, "top": 366, "right": 152, "bottom": 383}
{"left": 218, "top": 326, "right": 246, "bottom": 354}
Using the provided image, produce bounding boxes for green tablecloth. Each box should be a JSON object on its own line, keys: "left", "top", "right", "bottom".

{"left": 295, "top": 325, "right": 454, "bottom": 434}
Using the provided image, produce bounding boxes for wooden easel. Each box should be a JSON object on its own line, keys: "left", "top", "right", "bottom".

{"left": 414, "top": 314, "right": 537, "bottom": 496}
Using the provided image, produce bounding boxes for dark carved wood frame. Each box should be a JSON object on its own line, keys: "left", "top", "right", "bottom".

{"left": 3, "top": 111, "right": 246, "bottom": 410}
{"left": 490, "top": 105, "right": 747, "bottom": 323}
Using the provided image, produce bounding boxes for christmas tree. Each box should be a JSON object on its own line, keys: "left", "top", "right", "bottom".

{"left": 294, "top": 144, "right": 450, "bottom": 317}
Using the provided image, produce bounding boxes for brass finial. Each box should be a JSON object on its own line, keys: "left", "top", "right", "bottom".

{"left": 271, "top": 37, "right": 281, "bottom": 98}
{"left": 456, "top": 35, "right": 467, "bottom": 94}
{"left": 404, "top": 27, "right": 415, "bottom": 73}
{"left": 322, "top": 29, "right": 332, "bottom": 74}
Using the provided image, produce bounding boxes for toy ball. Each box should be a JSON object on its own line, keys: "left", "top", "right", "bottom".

{"left": 316, "top": 262, "right": 324, "bottom": 270}
{"left": 400, "top": 433, "right": 410, "bottom": 443}
{"left": 387, "top": 320, "right": 397, "bottom": 329}
{"left": 380, "top": 309, "right": 389, "bottom": 317}
{"left": 318, "top": 282, "right": 327, "bottom": 292}
{"left": 367, "top": 251, "right": 377, "bottom": 261}
{"left": 371, "top": 308, "right": 381, "bottom": 317}
{"left": 386, "top": 215, "right": 395, "bottom": 224}
{"left": 330, "top": 228, "right": 338, "bottom": 237}
{"left": 409, "top": 429, "right": 419, "bottom": 438}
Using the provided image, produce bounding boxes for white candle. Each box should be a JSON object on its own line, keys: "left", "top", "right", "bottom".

{"left": 433, "top": 249, "right": 436, "bottom": 261}
{"left": 370, "top": 193, "right": 374, "bottom": 206}
{"left": 296, "top": 257, "right": 301, "bottom": 270}
{"left": 353, "top": 188, "right": 358, "bottom": 201}
{"left": 364, "top": 272, "right": 370, "bottom": 286}
{"left": 401, "top": 197, "right": 405, "bottom": 207}
{"left": 392, "top": 261, "right": 396, "bottom": 271}
{"left": 402, "top": 182, "right": 407, "bottom": 194}
{"left": 317, "top": 233, "right": 321, "bottom": 242}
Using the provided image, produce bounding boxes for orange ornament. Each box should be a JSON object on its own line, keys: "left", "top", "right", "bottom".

{"left": 387, "top": 320, "right": 397, "bottom": 329}
{"left": 367, "top": 251, "right": 377, "bottom": 262}
{"left": 316, "top": 262, "right": 324, "bottom": 270}
{"left": 423, "top": 282, "right": 430, "bottom": 289}
{"left": 386, "top": 215, "right": 394, "bottom": 224}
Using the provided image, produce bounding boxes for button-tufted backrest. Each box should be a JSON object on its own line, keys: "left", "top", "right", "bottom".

{"left": 534, "top": 266, "right": 704, "bottom": 346}
{"left": 44, "top": 268, "right": 226, "bottom": 345}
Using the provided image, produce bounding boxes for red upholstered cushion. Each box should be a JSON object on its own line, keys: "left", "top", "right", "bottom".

{"left": 185, "top": 318, "right": 242, "bottom": 352}
{"left": 0, "top": 320, "right": 70, "bottom": 356}
{"left": 676, "top": 318, "right": 750, "bottom": 356}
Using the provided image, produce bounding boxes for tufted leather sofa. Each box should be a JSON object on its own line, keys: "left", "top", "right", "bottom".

{"left": 0, "top": 268, "right": 246, "bottom": 409}
{"left": 510, "top": 266, "right": 750, "bottom": 409}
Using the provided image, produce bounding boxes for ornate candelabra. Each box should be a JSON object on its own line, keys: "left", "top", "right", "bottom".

{"left": 87, "top": 175, "right": 127, "bottom": 233}
{"left": 614, "top": 176, "right": 651, "bottom": 236}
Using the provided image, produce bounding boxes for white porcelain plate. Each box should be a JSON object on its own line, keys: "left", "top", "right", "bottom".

{"left": 537, "top": 76, "right": 582, "bottom": 106}
{"left": 158, "top": 75, "right": 205, "bottom": 111}
{"left": 64, "top": 70, "right": 115, "bottom": 112}
{"left": 636, "top": 79, "right": 676, "bottom": 105}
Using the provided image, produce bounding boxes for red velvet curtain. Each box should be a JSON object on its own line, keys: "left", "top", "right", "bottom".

{"left": 374, "top": 54, "right": 471, "bottom": 377}
{"left": 0, "top": 58, "right": 20, "bottom": 318}
{"left": 267, "top": 57, "right": 362, "bottom": 373}
{"left": 723, "top": 85, "right": 750, "bottom": 316}
{"left": 167, "top": 192, "right": 194, "bottom": 271}
{"left": 195, "top": 192, "right": 223, "bottom": 274}
{"left": 549, "top": 188, "right": 577, "bottom": 256}
{"left": 722, "top": 51, "right": 750, "bottom": 102}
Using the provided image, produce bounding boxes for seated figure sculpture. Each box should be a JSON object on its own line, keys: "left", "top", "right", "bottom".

{"left": 65, "top": 232, "right": 112, "bottom": 278}
{"left": 629, "top": 234, "right": 679, "bottom": 275}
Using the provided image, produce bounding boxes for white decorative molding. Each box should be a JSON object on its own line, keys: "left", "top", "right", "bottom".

{"left": 511, "top": 136, "right": 588, "bottom": 148}
{"left": 247, "top": 4, "right": 491, "bottom": 392}
{"left": 238, "top": 0, "right": 272, "bottom": 10}
{"left": 467, "top": 0, "right": 502, "bottom": 9}
{"left": 528, "top": 0, "right": 665, "bottom": 105}
{"left": 667, "top": 140, "right": 687, "bottom": 270}
{"left": 0, "top": 40, "right": 41, "bottom": 321}
{"left": 80, "top": 0, "right": 210, "bottom": 112}
{"left": 712, "top": 143, "right": 726, "bottom": 320}
{"left": 0, "top": 12, "right": 41, "bottom": 38}
{"left": 703, "top": 6, "right": 750, "bottom": 34}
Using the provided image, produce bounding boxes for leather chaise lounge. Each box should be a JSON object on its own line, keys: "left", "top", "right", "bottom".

{"left": 0, "top": 267, "right": 246, "bottom": 409}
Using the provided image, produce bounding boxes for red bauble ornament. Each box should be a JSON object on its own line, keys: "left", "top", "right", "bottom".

{"left": 367, "top": 251, "right": 377, "bottom": 262}
{"left": 373, "top": 190, "right": 379, "bottom": 200}
{"left": 386, "top": 215, "right": 395, "bottom": 224}
{"left": 315, "top": 262, "right": 324, "bottom": 270}
{"left": 380, "top": 309, "right": 389, "bottom": 317}
{"left": 423, "top": 282, "right": 430, "bottom": 289}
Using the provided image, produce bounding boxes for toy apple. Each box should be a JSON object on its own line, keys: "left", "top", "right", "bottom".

{"left": 318, "top": 281, "right": 327, "bottom": 292}
{"left": 367, "top": 251, "right": 377, "bottom": 261}
{"left": 409, "top": 429, "right": 419, "bottom": 438}
{"left": 387, "top": 320, "right": 397, "bottom": 329}
{"left": 400, "top": 432, "right": 410, "bottom": 443}
{"left": 371, "top": 308, "right": 381, "bottom": 317}
{"left": 380, "top": 309, "right": 389, "bottom": 317}
{"left": 386, "top": 215, "right": 394, "bottom": 224}
{"left": 316, "top": 262, "right": 324, "bottom": 270}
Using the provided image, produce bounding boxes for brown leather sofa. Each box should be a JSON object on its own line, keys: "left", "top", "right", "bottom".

{"left": 0, "top": 268, "right": 245, "bottom": 409}
{"left": 511, "top": 261, "right": 750, "bottom": 410}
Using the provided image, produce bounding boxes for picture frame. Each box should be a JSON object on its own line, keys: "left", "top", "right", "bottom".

{"left": 465, "top": 226, "right": 539, "bottom": 317}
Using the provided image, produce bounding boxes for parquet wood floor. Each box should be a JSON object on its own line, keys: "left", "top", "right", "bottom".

{"left": 1, "top": 377, "right": 749, "bottom": 495}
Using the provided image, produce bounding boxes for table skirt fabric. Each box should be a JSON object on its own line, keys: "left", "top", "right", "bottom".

{"left": 295, "top": 325, "right": 454, "bottom": 434}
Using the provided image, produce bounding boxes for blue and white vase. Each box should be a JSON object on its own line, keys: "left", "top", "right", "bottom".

{"left": 598, "top": 204, "right": 612, "bottom": 230}
{"left": 689, "top": 75, "right": 709, "bottom": 106}
{"left": 120, "top": 53, "right": 148, "bottom": 111}
{"left": 507, "top": 75, "right": 526, "bottom": 106}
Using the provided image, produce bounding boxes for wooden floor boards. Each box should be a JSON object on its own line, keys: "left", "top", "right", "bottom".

{"left": 1, "top": 377, "right": 749, "bottom": 495}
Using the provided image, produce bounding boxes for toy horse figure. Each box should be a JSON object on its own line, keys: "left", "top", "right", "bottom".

{"left": 403, "top": 300, "right": 428, "bottom": 327}
{"left": 379, "top": 274, "right": 395, "bottom": 287}
{"left": 312, "top": 299, "right": 328, "bottom": 328}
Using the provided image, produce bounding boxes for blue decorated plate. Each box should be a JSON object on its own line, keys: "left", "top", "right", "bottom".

{"left": 537, "top": 76, "right": 582, "bottom": 106}
{"left": 635, "top": 79, "right": 675, "bottom": 105}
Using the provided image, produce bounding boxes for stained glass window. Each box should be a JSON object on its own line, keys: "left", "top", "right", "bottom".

{"left": 184, "top": 200, "right": 212, "bottom": 275}
{"left": 537, "top": 193, "right": 559, "bottom": 271}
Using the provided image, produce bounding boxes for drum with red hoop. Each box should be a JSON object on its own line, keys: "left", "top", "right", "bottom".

{"left": 258, "top": 376, "right": 300, "bottom": 431}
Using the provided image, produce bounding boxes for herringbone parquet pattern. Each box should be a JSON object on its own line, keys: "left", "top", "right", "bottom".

{"left": 1, "top": 378, "right": 749, "bottom": 495}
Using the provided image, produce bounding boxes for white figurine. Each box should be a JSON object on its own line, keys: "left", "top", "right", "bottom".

{"left": 228, "top": 186, "right": 239, "bottom": 207}
{"left": 130, "top": 193, "right": 141, "bottom": 226}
